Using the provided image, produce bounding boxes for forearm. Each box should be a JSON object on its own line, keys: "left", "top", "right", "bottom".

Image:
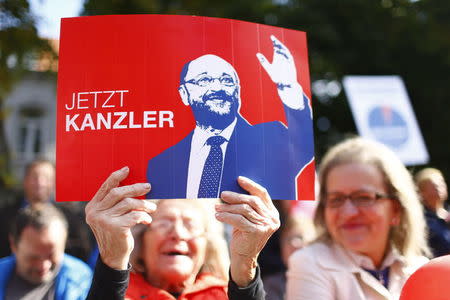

{"left": 86, "top": 256, "right": 130, "bottom": 300}
{"left": 228, "top": 265, "right": 265, "bottom": 300}
{"left": 278, "top": 82, "right": 305, "bottom": 110}
{"left": 284, "top": 94, "right": 314, "bottom": 166}
{"left": 230, "top": 255, "right": 258, "bottom": 287}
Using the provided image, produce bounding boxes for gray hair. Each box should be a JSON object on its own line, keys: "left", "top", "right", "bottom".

{"left": 131, "top": 198, "right": 230, "bottom": 280}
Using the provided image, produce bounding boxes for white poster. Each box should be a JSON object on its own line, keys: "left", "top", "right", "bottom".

{"left": 343, "top": 75, "right": 429, "bottom": 165}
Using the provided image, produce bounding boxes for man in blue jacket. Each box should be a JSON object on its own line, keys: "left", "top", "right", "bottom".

{"left": 0, "top": 205, "right": 92, "bottom": 300}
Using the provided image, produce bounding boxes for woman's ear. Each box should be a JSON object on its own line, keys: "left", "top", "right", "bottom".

{"left": 391, "top": 215, "right": 400, "bottom": 226}
{"left": 391, "top": 201, "right": 402, "bottom": 226}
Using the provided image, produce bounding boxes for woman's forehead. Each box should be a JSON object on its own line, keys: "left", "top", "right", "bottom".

{"left": 155, "top": 200, "right": 205, "bottom": 219}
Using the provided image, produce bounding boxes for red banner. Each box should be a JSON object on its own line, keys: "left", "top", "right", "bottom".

{"left": 56, "top": 15, "right": 315, "bottom": 201}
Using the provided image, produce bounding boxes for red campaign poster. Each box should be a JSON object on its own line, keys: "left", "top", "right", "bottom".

{"left": 56, "top": 15, "right": 315, "bottom": 202}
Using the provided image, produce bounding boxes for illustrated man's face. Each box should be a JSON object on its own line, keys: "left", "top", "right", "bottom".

{"left": 179, "top": 55, "right": 240, "bottom": 130}
{"left": 11, "top": 220, "right": 67, "bottom": 284}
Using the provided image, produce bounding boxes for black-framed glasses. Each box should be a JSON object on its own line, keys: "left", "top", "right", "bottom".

{"left": 185, "top": 74, "right": 236, "bottom": 87}
{"left": 324, "top": 190, "right": 392, "bottom": 209}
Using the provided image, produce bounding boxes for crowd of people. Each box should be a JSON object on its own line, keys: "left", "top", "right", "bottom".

{"left": 1, "top": 136, "right": 450, "bottom": 300}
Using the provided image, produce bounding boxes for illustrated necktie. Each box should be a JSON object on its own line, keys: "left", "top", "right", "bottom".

{"left": 197, "top": 135, "right": 226, "bottom": 198}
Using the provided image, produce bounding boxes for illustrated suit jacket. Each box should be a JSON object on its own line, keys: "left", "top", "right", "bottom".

{"left": 147, "top": 95, "right": 314, "bottom": 200}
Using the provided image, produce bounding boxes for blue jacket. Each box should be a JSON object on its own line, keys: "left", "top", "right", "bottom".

{"left": 0, "top": 254, "right": 92, "bottom": 300}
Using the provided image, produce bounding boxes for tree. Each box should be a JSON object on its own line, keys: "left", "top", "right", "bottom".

{"left": 0, "top": 0, "right": 55, "bottom": 187}
{"left": 81, "top": 0, "right": 450, "bottom": 180}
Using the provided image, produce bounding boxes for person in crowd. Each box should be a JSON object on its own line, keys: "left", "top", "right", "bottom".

{"left": 415, "top": 167, "right": 450, "bottom": 257}
{"left": 0, "top": 204, "right": 92, "bottom": 300}
{"left": 264, "top": 213, "right": 315, "bottom": 300}
{"left": 257, "top": 201, "right": 287, "bottom": 290}
{"left": 21, "top": 159, "right": 56, "bottom": 206}
{"left": 85, "top": 167, "right": 280, "bottom": 300}
{"left": 286, "top": 137, "right": 430, "bottom": 300}
{"left": 0, "top": 159, "right": 56, "bottom": 258}
{"left": 280, "top": 214, "right": 316, "bottom": 271}
{"left": 126, "top": 198, "right": 229, "bottom": 299}
{"left": 128, "top": 197, "right": 230, "bottom": 281}
{"left": 0, "top": 159, "right": 96, "bottom": 263}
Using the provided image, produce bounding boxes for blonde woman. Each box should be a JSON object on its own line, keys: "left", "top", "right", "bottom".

{"left": 287, "top": 137, "right": 430, "bottom": 300}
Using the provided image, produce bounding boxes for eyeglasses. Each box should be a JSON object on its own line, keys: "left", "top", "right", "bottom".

{"left": 185, "top": 74, "right": 236, "bottom": 87}
{"left": 149, "top": 218, "right": 205, "bottom": 239}
{"left": 324, "top": 191, "right": 392, "bottom": 208}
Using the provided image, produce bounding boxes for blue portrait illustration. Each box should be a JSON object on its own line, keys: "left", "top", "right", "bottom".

{"left": 147, "top": 35, "right": 314, "bottom": 199}
{"left": 368, "top": 106, "right": 409, "bottom": 148}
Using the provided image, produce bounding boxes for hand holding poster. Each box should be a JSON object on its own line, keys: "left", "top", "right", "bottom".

{"left": 56, "top": 15, "right": 315, "bottom": 201}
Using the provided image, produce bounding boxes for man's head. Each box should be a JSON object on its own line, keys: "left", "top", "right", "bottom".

{"left": 23, "top": 159, "right": 55, "bottom": 205}
{"left": 415, "top": 168, "right": 448, "bottom": 210}
{"left": 178, "top": 55, "right": 241, "bottom": 130}
{"left": 9, "top": 205, "right": 68, "bottom": 284}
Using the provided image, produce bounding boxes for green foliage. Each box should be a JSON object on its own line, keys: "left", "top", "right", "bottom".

{"left": 0, "top": 0, "right": 55, "bottom": 188}
{"left": 1, "top": 0, "right": 52, "bottom": 93}
{"left": 81, "top": 0, "right": 450, "bottom": 179}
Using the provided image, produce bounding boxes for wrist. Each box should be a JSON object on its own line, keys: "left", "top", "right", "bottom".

{"left": 230, "top": 255, "right": 258, "bottom": 287}
{"left": 101, "top": 254, "right": 129, "bottom": 271}
{"left": 278, "top": 82, "right": 304, "bottom": 110}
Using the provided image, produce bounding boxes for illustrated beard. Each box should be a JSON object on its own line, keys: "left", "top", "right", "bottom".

{"left": 191, "top": 90, "right": 239, "bottom": 130}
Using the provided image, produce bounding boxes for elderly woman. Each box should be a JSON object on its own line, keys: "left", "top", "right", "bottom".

{"left": 85, "top": 167, "right": 280, "bottom": 300}
{"left": 287, "top": 137, "right": 430, "bottom": 300}
{"left": 126, "top": 198, "right": 229, "bottom": 299}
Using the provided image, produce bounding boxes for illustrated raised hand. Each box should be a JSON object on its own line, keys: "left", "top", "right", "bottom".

{"left": 257, "top": 35, "right": 305, "bottom": 110}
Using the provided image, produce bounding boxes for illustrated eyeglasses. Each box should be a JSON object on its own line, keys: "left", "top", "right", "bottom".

{"left": 324, "top": 191, "right": 392, "bottom": 208}
{"left": 149, "top": 218, "right": 205, "bottom": 239}
{"left": 185, "top": 75, "right": 236, "bottom": 87}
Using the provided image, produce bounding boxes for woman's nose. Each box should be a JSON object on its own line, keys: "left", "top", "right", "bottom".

{"left": 169, "top": 220, "right": 191, "bottom": 240}
{"left": 339, "top": 198, "right": 359, "bottom": 216}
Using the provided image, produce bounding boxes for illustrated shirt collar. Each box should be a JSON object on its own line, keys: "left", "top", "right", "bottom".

{"left": 192, "top": 117, "right": 237, "bottom": 153}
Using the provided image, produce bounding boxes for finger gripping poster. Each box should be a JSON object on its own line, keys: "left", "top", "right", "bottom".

{"left": 56, "top": 15, "right": 315, "bottom": 201}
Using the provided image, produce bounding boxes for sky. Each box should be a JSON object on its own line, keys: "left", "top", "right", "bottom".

{"left": 29, "top": 0, "right": 84, "bottom": 39}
